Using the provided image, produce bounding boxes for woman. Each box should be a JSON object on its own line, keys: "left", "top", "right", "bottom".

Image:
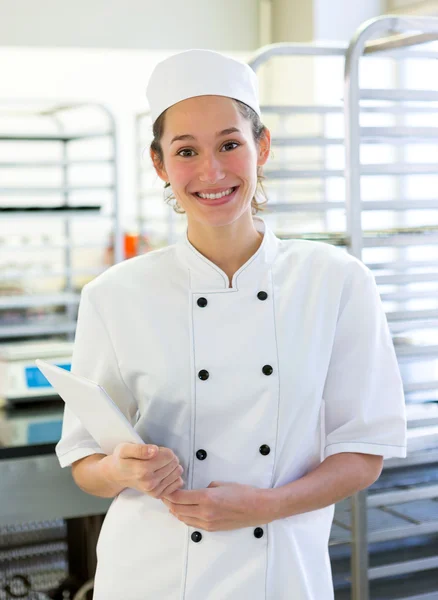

{"left": 55, "top": 49, "right": 407, "bottom": 600}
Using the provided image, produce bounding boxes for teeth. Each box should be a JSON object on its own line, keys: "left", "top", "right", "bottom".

{"left": 197, "top": 187, "right": 234, "bottom": 200}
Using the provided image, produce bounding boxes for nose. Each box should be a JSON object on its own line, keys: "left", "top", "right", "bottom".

{"left": 198, "top": 153, "right": 226, "bottom": 183}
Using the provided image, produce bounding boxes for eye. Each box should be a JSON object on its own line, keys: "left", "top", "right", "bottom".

{"left": 176, "top": 148, "right": 196, "bottom": 157}
{"left": 221, "top": 141, "right": 240, "bottom": 152}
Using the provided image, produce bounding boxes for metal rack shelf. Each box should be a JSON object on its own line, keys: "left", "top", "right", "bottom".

{"left": 0, "top": 293, "right": 80, "bottom": 309}
{"left": 342, "top": 14, "right": 438, "bottom": 600}
{"left": 0, "top": 209, "right": 112, "bottom": 220}
{"left": 270, "top": 127, "right": 438, "bottom": 144}
{"left": 265, "top": 164, "right": 438, "bottom": 177}
{"left": 0, "top": 159, "right": 114, "bottom": 167}
{"left": 0, "top": 268, "right": 103, "bottom": 281}
{"left": 368, "top": 484, "right": 438, "bottom": 508}
{"left": 330, "top": 448, "right": 438, "bottom": 598}
{"left": 0, "top": 131, "right": 113, "bottom": 141}
{"left": 0, "top": 185, "right": 115, "bottom": 195}
{"left": 360, "top": 88, "right": 438, "bottom": 101}
{"left": 396, "top": 345, "right": 438, "bottom": 358}
{"left": 0, "top": 319, "right": 77, "bottom": 338}
{"left": 334, "top": 555, "right": 438, "bottom": 600}
{"left": 0, "top": 100, "right": 122, "bottom": 343}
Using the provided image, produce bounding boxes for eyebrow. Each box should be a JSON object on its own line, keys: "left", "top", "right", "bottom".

{"left": 170, "top": 127, "right": 241, "bottom": 145}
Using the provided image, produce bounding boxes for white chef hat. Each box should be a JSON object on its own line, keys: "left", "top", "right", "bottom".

{"left": 146, "top": 49, "right": 261, "bottom": 124}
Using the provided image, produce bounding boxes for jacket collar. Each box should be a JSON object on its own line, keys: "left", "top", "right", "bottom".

{"left": 175, "top": 217, "right": 279, "bottom": 291}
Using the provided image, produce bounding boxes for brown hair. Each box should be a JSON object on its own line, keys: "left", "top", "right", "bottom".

{"left": 150, "top": 99, "right": 269, "bottom": 215}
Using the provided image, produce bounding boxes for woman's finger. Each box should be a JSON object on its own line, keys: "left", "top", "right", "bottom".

{"left": 152, "top": 465, "right": 184, "bottom": 498}
{"left": 160, "top": 478, "right": 185, "bottom": 500}
{"left": 175, "top": 516, "right": 213, "bottom": 531}
{"left": 153, "top": 457, "right": 180, "bottom": 479}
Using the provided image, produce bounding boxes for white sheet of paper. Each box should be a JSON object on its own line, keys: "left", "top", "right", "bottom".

{"left": 35, "top": 358, "right": 144, "bottom": 454}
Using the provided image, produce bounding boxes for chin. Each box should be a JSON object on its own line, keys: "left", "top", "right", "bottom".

{"left": 197, "top": 209, "right": 248, "bottom": 229}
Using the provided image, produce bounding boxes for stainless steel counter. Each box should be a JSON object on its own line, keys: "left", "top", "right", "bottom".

{"left": 0, "top": 400, "right": 110, "bottom": 526}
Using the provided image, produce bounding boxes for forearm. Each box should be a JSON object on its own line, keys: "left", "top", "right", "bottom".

{"left": 265, "top": 452, "right": 383, "bottom": 521}
{"left": 71, "top": 453, "right": 126, "bottom": 498}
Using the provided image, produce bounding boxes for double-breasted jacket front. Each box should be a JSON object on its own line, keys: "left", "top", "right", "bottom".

{"left": 56, "top": 217, "right": 407, "bottom": 600}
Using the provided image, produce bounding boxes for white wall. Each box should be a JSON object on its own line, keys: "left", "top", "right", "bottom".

{"left": 389, "top": 0, "right": 423, "bottom": 6}
{"left": 314, "top": 0, "right": 384, "bottom": 41}
{"left": 386, "top": 0, "right": 438, "bottom": 14}
{"left": 271, "top": 0, "right": 315, "bottom": 42}
{"left": 269, "top": 0, "right": 384, "bottom": 43}
{"left": 0, "top": 0, "right": 260, "bottom": 51}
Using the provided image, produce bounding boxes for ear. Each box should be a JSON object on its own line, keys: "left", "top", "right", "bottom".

{"left": 257, "top": 127, "right": 271, "bottom": 167}
{"left": 150, "top": 148, "right": 169, "bottom": 183}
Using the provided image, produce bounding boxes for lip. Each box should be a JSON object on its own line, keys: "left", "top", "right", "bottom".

{"left": 193, "top": 186, "right": 239, "bottom": 206}
{"left": 195, "top": 186, "right": 235, "bottom": 194}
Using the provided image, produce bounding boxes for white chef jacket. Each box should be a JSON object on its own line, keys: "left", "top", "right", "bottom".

{"left": 56, "top": 216, "right": 407, "bottom": 600}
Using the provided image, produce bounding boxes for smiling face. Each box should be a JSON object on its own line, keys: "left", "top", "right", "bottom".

{"left": 150, "top": 95, "right": 270, "bottom": 230}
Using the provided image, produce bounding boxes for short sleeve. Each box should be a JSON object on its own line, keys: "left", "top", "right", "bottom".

{"left": 323, "top": 262, "right": 407, "bottom": 460}
{"left": 55, "top": 284, "right": 138, "bottom": 468}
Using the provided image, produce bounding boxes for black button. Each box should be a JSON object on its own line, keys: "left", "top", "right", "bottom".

{"left": 197, "top": 297, "right": 208, "bottom": 307}
{"left": 196, "top": 449, "right": 207, "bottom": 460}
{"left": 262, "top": 365, "right": 273, "bottom": 376}
{"left": 191, "top": 531, "right": 202, "bottom": 543}
{"left": 259, "top": 445, "right": 271, "bottom": 456}
{"left": 257, "top": 291, "right": 268, "bottom": 301}
{"left": 198, "top": 370, "right": 209, "bottom": 380}
{"left": 254, "top": 527, "right": 264, "bottom": 538}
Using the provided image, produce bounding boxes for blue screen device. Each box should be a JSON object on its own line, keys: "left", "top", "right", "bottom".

{"left": 25, "top": 363, "right": 71, "bottom": 389}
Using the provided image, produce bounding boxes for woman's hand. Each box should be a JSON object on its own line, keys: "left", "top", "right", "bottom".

{"left": 101, "top": 443, "right": 184, "bottom": 499}
{"left": 161, "top": 481, "right": 272, "bottom": 531}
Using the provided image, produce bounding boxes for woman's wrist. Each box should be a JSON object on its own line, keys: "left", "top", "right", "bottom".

{"left": 254, "top": 488, "right": 283, "bottom": 523}
{"left": 99, "top": 454, "right": 126, "bottom": 496}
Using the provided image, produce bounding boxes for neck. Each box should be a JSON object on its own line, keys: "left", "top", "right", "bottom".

{"left": 186, "top": 212, "right": 263, "bottom": 285}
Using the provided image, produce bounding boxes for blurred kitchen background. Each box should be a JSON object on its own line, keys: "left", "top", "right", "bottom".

{"left": 1, "top": 1, "right": 438, "bottom": 599}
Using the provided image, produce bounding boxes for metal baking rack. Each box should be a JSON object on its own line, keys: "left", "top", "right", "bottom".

{"left": 342, "top": 15, "right": 438, "bottom": 600}
{"left": 0, "top": 519, "right": 68, "bottom": 599}
{"left": 331, "top": 451, "right": 438, "bottom": 600}
{"left": 0, "top": 100, "right": 122, "bottom": 344}
{"left": 135, "top": 110, "right": 187, "bottom": 251}
{"left": 0, "top": 100, "right": 122, "bottom": 598}
{"left": 247, "top": 43, "right": 348, "bottom": 245}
